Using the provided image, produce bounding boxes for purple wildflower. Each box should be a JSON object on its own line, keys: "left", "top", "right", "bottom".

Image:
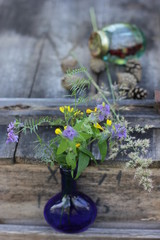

{"left": 62, "top": 126, "right": 78, "bottom": 141}
{"left": 6, "top": 120, "right": 19, "bottom": 144}
{"left": 6, "top": 130, "right": 18, "bottom": 143}
{"left": 97, "top": 103, "right": 110, "bottom": 122}
{"left": 112, "top": 124, "right": 127, "bottom": 139}
{"left": 7, "top": 121, "right": 16, "bottom": 132}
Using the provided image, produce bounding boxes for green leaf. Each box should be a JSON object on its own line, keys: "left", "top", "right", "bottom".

{"left": 74, "top": 120, "right": 84, "bottom": 131}
{"left": 68, "top": 140, "right": 77, "bottom": 154}
{"left": 79, "top": 147, "right": 97, "bottom": 164}
{"left": 92, "top": 126, "right": 100, "bottom": 135}
{"left": 57, "top": 138, "right": 68, "bottom": 155}
{"left": 75, "top": 151, "right": 90, "bottom": 179}
{"left": 98, "top": 141, "right": 107, "bottom": 162}
{"left": 66, "top": 152, "right": 76, "bottom": 170}
{"left": 79, "top": 132, "right": 91, "bottom": 140}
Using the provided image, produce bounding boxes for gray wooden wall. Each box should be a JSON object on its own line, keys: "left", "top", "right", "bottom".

{"left": 0, "top": 0, "right": 159, "bottom": 98}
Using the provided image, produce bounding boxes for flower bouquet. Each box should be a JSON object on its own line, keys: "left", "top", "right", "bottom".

{"left": 6, "top": 66, "right": 152, "bottom": 233}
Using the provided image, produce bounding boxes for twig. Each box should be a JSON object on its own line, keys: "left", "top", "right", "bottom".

{"left": 71, "top": 52, "right": 119, "bottom": 121}
{"left": 89, "top": 7, "right": 98, "bottom": 32}
{"left": 106, "top": 64, "right": 116, "bottom": 104}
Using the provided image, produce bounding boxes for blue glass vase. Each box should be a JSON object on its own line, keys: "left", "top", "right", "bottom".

{"left": 44, "top": 167, "right": 97, "bottom": 233}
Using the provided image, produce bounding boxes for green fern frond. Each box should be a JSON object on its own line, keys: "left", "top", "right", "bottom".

{"left": 66, "top": 67, "right": 87, "bottom": 76}
{"left": 67, "top": 77, "right": 91, "bottom": 96}
{"left": 22, "top": 117, "right": 65, "bottom": 134}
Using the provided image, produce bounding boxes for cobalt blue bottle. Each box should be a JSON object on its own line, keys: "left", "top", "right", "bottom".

{"left": 44, "top": 167, "right": 97, "bottom": 233}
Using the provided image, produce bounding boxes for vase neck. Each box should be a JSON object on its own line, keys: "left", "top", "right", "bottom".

{"left": 60, "top": 167, "right": 76, "bottom": 196}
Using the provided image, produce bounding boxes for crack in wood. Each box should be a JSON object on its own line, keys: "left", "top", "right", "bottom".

{"left": 45, "top": 33, "right": 60, "bottom": 60}
{"left": 13, "top": 131, "right": 22, "bottom": 164}
{"left": 28, "top": 37, "right": 46, "bottom": 98}
{"left": 1, "top": 104, "right": 30, "bottom": 110}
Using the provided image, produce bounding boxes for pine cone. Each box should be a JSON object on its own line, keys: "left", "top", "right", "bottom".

{"left": 117, "top": 72, "right": 137, "bottom": 90}
{"left": 61, "top": 75, "right": 88, "bottom": 91}
{"left": 90, "top": 57, "right": 106, "bottom": 74}
{"left": 61, "top": 59, "right": 78, "bottom": 73}
{"left": 125, "top": 59, "right": 142, "bottom": 82}
{"left": 61, "top": 75, "right": 79, "bottom": 90}
{"left": 128, "top": 87, "right": 147, "bottom": 99}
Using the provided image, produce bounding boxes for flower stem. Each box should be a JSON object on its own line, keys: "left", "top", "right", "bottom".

{"left": 105, "top": 64, "right": 116, "bottom": 105}
{"left": 71, "top": 52, "right": 119, "bottom": 121}
{"left": 89, "top": 7, "right": 98, "bottom": 32}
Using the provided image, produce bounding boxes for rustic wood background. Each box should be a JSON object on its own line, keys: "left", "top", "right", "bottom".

{"left": 0, "top": 0, "right": 160, "bottom": 239}
{"left": 0, "top": 0, "right": 159, "bottom": 99}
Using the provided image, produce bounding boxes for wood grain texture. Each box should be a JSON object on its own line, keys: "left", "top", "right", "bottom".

{"left": 0, "top": 125, "right": 16, "bottom": 164}
{"left": 0, "top": 98, "right": 159, "bottom": 126}
{"left": 29, "top": 39, "right": 67, "bottom": 98}
{"left": 92, "top": 128, "right": 156, "bottom": 161}
{"left": 1, "top": 224, "right": 160, "bottom": 240}
{"left": 14, "top": 126, "right": 160, "bottom": 164}
{"left": 0, "top": 0, "right": 159, "bottom": 97}
{"left": 0, "top": 32, "right": 44, "bottom": 97}
{"left": 15, "top": 126, "right": 56, "bottom": 164}
{"left": 1, "top": 164, "right": 160, "bottom": 225}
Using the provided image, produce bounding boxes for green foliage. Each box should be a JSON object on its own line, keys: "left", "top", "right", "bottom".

{"left": 79, "top": 146, "right": 96, "bottom": 164}
{"left": 10, "top": 63, "right": 153, "bottom": 191}
{"left": 98, "top": 140, "right": 107, "bottom": 162}
{"left": 66, "top": 152, "right": 76, "bottom": 170}
{"left": 22, "top": 117, "right": 65, "bottom": 134}
{"left": 57, "top": 138, "right": 68, "bottom": 155}
{"left": 75, "top": 151, "right": 90, "bottom": 179}
{"left": 66, "top": 67, "right": 87, "bottom": 76}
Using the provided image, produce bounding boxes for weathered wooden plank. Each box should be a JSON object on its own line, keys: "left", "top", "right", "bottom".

{"left": 153, "top": 129, "right": 160, "bottom": 160}
{"left": 0, "top": 0, "right": 51, "bottom": 37}
{"left": 15, "top": 126, "right": 56, "bottom": 164}
{"left": 0, "top": 98, "right": 160, "bottom": 127}
{"left": 0, "top": 32, "right": 44, "bottom": 97}
{"left": 0, "top": 125, "right": 16, "bottom": 164}
{"left": 0, "top": 98, "right": 156, "bottom": 108}
{"left": 92, "top": 128, "right": 157, "bottom": 161}
{"left": 47, "top": 0, "right": 92, "bottom": 59}
{"left": 29, "top": 39, "right": 67, "bottom": 98}
{"left": 14, "top": 126, "right": 160, "bottom": 164}
{"left": 1, "top": 224, "right": 160, "bottom": 240}
{"left": 0, "top": 0, "right": 159, "bottom": 98}
{"left": 0, "top": 164, "right": 160, "bottom": 225}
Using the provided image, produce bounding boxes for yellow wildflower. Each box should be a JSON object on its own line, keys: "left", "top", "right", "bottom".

{"left": 106, "top": 119, "right": 112, "bottom": 126}
{"left": 59, "top": 106, "right": 64, "bottom": 113}
{"left": 74, "top": 110, "right": 80, "bottom": 116}
{"left": 76, "top": 143, "right": 81, "bottom": 148}
{"left": 74, "top": 110, "right": 84, "bottom": 116}
{"left": 86, "top": 107, "right": 97, "bottom": 114}
{"left": 64, "top": 126, "right": 67, "bottom": 130}
{"left": 60, "top": 106, "right": 74, "bottom": 113}
{"left": 55, "top": 128, "right": 62, "bottom": 135}
{"left": 67, "top": 106, "right": 74, "bottom": 112}
{"left": 94, "top": 123, "right": 104, "bottom": 131}
{"left": 86, "top": 109, "right": 94, "bottom": 114}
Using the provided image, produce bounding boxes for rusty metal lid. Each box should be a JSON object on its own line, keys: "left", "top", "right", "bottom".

{"left": 88, "top": 31, "right": 109, "bottom": 57}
